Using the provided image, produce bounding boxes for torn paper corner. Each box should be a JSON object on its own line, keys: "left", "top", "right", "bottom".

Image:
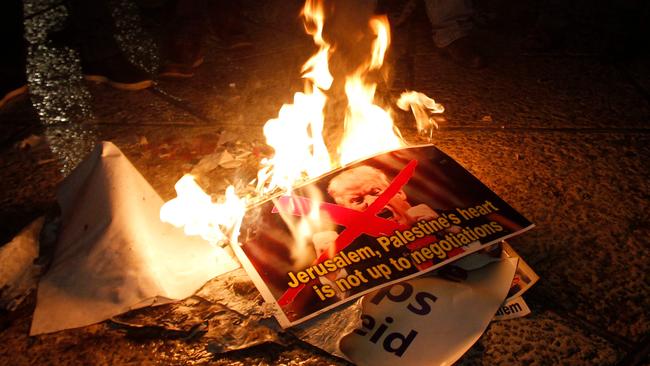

{"left": 30, "top": 141, "right": 239, "bottom": 335}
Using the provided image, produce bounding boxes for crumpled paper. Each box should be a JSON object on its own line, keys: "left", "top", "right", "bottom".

{"left": 109, "top": 295, "right": 281, "bottom": 353}
{"left": 30, "top": 141, "right": 239, "bottom": 335}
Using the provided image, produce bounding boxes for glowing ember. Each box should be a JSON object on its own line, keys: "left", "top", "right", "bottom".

{"left": 161, "top": 0, "right": 444, "bottom": 252}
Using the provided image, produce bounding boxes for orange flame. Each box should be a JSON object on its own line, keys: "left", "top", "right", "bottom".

{"left": 256, "top": 0, "right": 336, "bottom": 194}
{"left": 160, "top": 175, "right": 246, "bottom": 245}
{"left": 369, "top": 16, "right": 390, "bottom": 70}
{"left": 160, "top": 0, "right": 444, "bottom": 255}
{"left": 339, "top": 15, "right": 404, "bottom": 165}
{"left": 301, "top": 0, "right": 333, "bottom": 90}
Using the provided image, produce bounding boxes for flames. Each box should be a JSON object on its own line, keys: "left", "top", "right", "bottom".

{"left": 160, "top": 0, "right": 444, "bottom": 254}
{"left": 160, "top": 176, "right": 246, "bottom": 245}
{"left": 256, "top": 0, "right": 333, "bottom": 195}
{"left": 339, "top": 15, "right": 404, "bottom": 165}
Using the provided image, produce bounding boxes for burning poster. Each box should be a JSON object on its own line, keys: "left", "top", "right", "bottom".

{"left": 234, "top": 145, "right": 534, "bottom": 327}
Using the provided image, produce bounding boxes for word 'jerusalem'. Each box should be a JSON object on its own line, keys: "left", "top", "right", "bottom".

{"left": 286, "top": 245, "right": 378, "bottom": 288}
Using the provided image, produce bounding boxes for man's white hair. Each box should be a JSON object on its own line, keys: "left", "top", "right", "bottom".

{"left": 327, "top": 165, "right": 390, "bottom": 201}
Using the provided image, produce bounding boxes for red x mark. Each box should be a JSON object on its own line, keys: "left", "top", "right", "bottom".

{"left": 273, "top": 160, "right": 419, "bottom": 306}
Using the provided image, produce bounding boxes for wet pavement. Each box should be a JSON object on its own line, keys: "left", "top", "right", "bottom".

{"left": 0, "top": 0, "right": 649, "bottom": 365}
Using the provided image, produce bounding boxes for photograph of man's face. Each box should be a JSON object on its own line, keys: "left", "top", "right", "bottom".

{"left": 327, "top": 165, "right": 412, "bottom": 225}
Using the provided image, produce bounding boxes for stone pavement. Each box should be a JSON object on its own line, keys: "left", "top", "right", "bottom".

{"left": 0, "top": 1, "right": 648, "bottom": 365}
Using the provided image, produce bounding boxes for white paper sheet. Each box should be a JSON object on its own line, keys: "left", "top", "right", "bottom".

{"left": 339, "top": 258, "right": 517, "bottom": 366}
{"left": 30, "top": 142, "right": 238, "bottom": 335}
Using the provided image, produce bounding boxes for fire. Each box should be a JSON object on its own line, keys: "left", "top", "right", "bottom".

{"left": 369, "top": 16, "right": 390, "bottom": 70}
{"left": 256, "top": 0, "right": 334, "bottom": 194}
{"left": 160, "top": 0, "right": 444, "bottom": 257}
{"left": 160, "top": 175, "right": 246, "bottom": 245}
{"left": 256, "top": 86, "right": 331, "bottom": 194}
{"left": 339, "top": 15, "right": 404, "bottom": 165}
{"left": 339, "top": 75, "right": 404, "bottom": 165}
{"left": 301, "top": 0, "right": 333, "bottom": 90}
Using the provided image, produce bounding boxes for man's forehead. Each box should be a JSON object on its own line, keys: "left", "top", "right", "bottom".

{"left": 335, "top": 175, "right": 387, "bottom": 194}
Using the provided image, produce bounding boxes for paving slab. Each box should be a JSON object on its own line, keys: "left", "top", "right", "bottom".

{"left": 89, "top": 26, "right": 650, "bottom": 135}
{"left": 408, "top": 53, "right": 649, "bottom": 130}
{"left": 0, "top": 123, "right": 61, "bottom": 244}
{"left": 388, "top": 14, "right": 650, "bottom": 130}
{"left": 87, "top": 84, "right": 204, "bottom": 126}
{"left": 458, "top": 310, "right": 622, "bottom": 365}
